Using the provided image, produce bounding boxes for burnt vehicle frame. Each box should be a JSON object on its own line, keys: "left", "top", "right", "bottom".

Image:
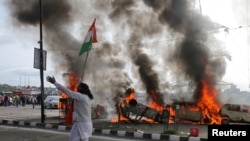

{"left": 220, "top": 104, "right": 250, "bottom": 125}
{"left": 120, "top": 98, "right": 169, "bottom": 123}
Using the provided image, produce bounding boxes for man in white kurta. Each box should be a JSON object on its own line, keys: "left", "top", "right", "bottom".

{"left": 47, "top": 76, "right": 93, "bottom": 141}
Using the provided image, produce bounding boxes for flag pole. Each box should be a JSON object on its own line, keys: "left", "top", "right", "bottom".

{"left": 79, "top": 18, "right": 97, "bottom": 83}
{"left": 80, "top": 51, "right": 89, "bottom": 82}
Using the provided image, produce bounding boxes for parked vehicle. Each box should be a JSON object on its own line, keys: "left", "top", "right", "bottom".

{"left": 44, "top": 95, "right": 61, "bottom": 109}
{"left": 220, "top": 104, "right": 250, "bottom": 124}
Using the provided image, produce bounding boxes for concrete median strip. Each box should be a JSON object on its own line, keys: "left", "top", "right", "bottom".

{"left": 0, "top": 119, "right": 207, "bottom": 141}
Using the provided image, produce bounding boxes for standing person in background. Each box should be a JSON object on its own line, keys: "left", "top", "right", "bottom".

{"left": 46, "top": 76, "right": 94, "bottom": 141}
{"left": 21, "top": 95, "right": 25, "bottom": 107}
{"left": 36, "top": 94, "right": 42, "bottom": 106}
{"left": 31, "top": 95, "right": 37, "bottom": 109}
{"left": 15, "top": 95, "right": 20, "bottom": 108}
{"left": 4, "top": 95, "right": 8, "bottom": 107}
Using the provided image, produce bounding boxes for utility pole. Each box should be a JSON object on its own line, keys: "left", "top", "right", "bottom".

{"left": 39, "top": 0, "right": 45, "bottom": 123}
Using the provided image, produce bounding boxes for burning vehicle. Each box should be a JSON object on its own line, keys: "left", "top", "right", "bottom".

{"left": 114, "top": 84, "right": 224, "bottom": 125}
{"left": 220, "top": 104, "right": 250, "bottom": 125}
{"left": 113, "top": 88, "right": 169, "bottom": 123}
{"left": 120, "top": 98, "right": 169, "bottom": 123}
{"left": 119, "top": 99, "right": 204, "bottom": 124}
{"left": 172, "top": 102, "right": 203, "bottom": 123}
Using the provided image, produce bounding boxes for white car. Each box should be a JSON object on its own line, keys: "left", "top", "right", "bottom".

{"left": 44, "top": 95, "right": 61, "bottom": 109}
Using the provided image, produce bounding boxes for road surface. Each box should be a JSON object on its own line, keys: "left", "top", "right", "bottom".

{"left": 0, "top": 125, "right": 159, "bottom": 141}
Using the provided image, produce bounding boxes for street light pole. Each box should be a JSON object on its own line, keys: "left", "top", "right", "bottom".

{"left": 39, "top": 0, "right": 45, "bottom": 123}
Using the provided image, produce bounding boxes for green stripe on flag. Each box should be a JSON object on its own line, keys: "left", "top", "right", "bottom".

{"left": 79, "top": 37, "right": 92, "bottom": 56}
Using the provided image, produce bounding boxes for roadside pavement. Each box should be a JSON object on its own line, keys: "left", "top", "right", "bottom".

{"left": 0, "top": 104, "right": 208, "bottom": 141}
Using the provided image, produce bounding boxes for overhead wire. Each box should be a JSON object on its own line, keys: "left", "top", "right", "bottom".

{"left": 223, "top": 26, "right": 250, "bottom": 85}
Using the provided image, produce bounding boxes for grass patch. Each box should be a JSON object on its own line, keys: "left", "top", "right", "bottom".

{"left": 161, "top": 130, "right": 189, "bottom": 137}
{"left": 162, "top": 130, "right": 177, "bottom": 134}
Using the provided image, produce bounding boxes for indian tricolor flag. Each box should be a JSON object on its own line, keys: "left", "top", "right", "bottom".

{"left": 79, "top": 18, "right": 97, "bottom": 56}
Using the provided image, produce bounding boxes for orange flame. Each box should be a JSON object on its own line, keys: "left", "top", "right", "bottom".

{"left": 112, "top": 89, "right": 136, "bottom": 123}
{"left": 147, "top": 90, "right": 165, "bottom": 112}
{"left": 58, "top": 72, "right": 78, "bottom": 125}
{"left": 197, "top": 80, "right": 222, "bottom": 124}
{"left": 67, "top": 73, "right": 78, "bottom": 91}
{"left": 111, "top": 115, "right": 118, "bottom": 123}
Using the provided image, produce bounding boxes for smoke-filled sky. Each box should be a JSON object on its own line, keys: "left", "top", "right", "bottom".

{"left": 0, "top": 0, "right": 250, "bottom": 106}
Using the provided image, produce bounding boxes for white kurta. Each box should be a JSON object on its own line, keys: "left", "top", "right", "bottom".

{"left": 54, "top": 82, "right": 93, "bottom": 141}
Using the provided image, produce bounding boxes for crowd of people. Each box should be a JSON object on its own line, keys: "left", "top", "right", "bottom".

{"left": 0, "top": 94, "right": 42, "bottom": 108}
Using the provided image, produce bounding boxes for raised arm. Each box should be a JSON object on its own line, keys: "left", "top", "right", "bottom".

{"left": 46, "top": 76, "right": 83, "bottom": 100}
